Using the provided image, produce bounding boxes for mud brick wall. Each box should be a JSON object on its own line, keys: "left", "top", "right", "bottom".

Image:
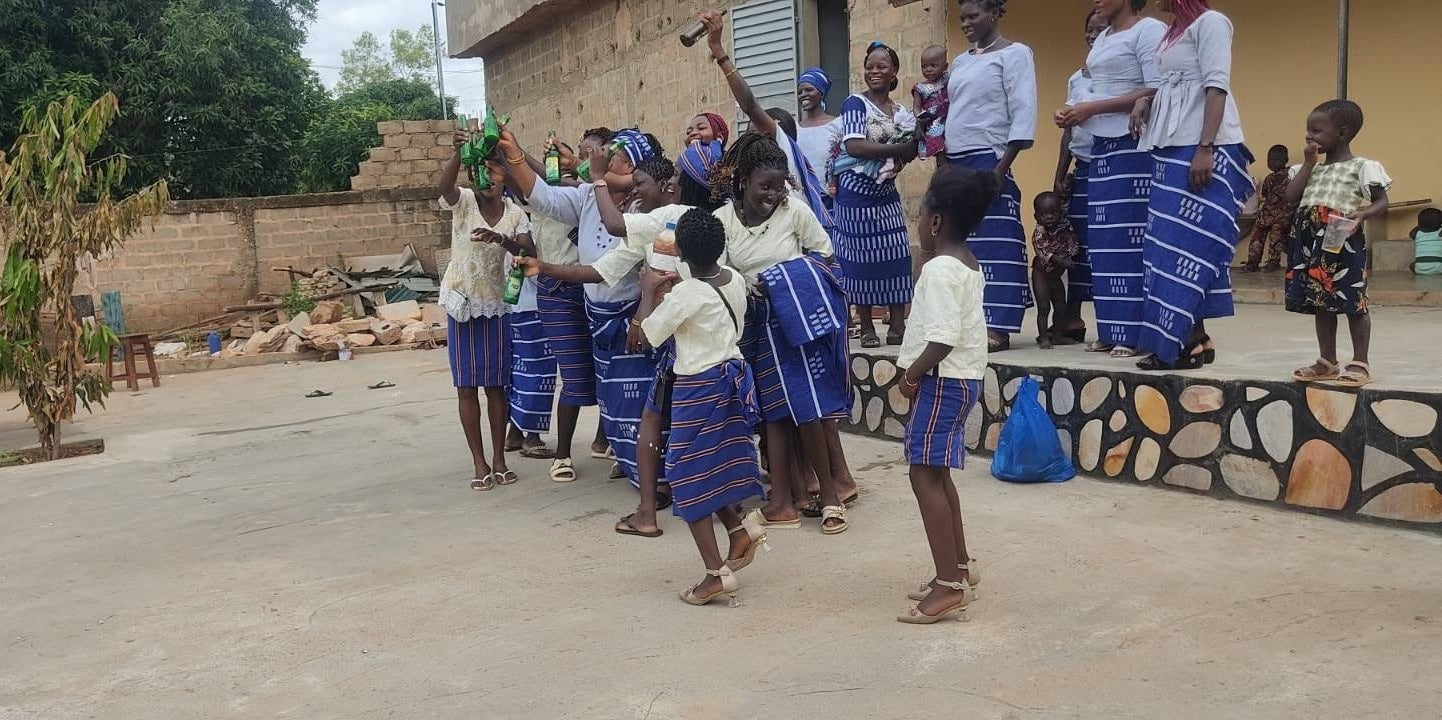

{"left": 90, "top": 188, "right": 449, "bottom": 334}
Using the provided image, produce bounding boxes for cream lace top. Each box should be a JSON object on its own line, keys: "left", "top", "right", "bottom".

{"left": 438, "top": 189, "right": 528, "bottom": 321}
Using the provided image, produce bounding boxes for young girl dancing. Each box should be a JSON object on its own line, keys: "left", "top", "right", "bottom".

{"left": 1285, "top": 99, "right": 1390, "bottom": 388}
{"left": 438, "top": 133, "right": 537, "bottom": 490}
{"left": 896, "top": 167, "right": 997, "bottom": 624}
{"left": 638, "top": 208, "right": 768, "bottom": 606}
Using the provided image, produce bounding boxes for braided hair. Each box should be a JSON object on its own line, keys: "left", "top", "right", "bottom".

{"left": 581, "top": 127, "right": 615, "bottom": 144}
{"left": 635, "top": 156, "right": 675, "bottom": 186}
{"left": 676, "top": 207, "right": 727, "bottom": 267}
{"left": 960, "top": 0, "right": 1008, "bottom": 17}
{"left": 710, "top": 130, "right": 789, "bottom": 204}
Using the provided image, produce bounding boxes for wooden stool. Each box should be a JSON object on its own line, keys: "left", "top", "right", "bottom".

{"left": 107, "top": 333, "right": 160, "bottom": 391}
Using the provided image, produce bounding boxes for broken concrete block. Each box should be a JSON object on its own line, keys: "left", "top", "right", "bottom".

{"left": 369, "top": 319, "right": 402, "bottom": 345}
{"left": 286, "top": 311, "right": 312, "bottom": 338}
{"left": 310, "top": 300, "right": 344, "bottom": 324}
{"left": 420, "top": 304, "right": 446, "bottom": 326}
{"left": 281, "top": 335, "right": 305, "bottom": 354}
{"left": 377, "top": 300, "right": 423, "bottom": 323}
{"left": 346, "top": 333, "right": 377, "bottom": 348}
{"left": 305, "top": 324, "right": 346, "bottom": 351}
{"left": 336, "top": 318, "right": 372, "bottom": 333}
{"left": 400, "top": 322, "right": 435, "bottom": 344}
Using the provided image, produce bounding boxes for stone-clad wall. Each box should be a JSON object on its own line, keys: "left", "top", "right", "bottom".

{"left": 845, "top": 353, "right": 1442, "bottom": 531}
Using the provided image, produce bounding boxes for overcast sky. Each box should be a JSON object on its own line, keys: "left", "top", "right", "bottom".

{"left": 301, "top": 0, "right": 488, "bottom": 116}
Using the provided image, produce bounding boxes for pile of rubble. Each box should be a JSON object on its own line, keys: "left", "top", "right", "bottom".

{"left": 215, "top": 299, "right": 445, "bottom": 359}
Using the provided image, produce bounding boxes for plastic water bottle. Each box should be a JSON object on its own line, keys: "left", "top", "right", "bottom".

{"left": 208, "top": 332, "right": 221, "bottom": 355}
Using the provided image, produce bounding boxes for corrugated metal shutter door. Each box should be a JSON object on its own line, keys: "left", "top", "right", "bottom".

{"left": 731, "top": 0, "right": 798, "bottom": 129}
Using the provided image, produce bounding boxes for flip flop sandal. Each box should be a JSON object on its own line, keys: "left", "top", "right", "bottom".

{"left": 987, "top": 335, "right": 1011, "bottom": 353}
{"left": 609, "top": 462, "right": 626, "bottom": 479}
{"left": 615, "top": 514, "right": 663, "bottom": 538}
{"left": 591, "top": 446, "right": 615, "bottom": 460}
{"left": 1331, "top": 361, "right": 1373, "bottom": 388}
{"left": 366, "top": 381, "right": 395, "bottom": 390}
{"left": 520, "top": 445, "right": 556, "bottom": 459}
{"left": 549, "top": 458, "right": 576, "bottom": 483}
{"left": 495, "top": 470, "right": 519, "bottom": 486}
{"left": 1084, "top": 341, "right": 1115, "bottom": 353}
{"left": 754, "top": 511, "right": 802, "bottom": 529}
{"left": 470, "top": 474, "right": 496, "bottom": 491}
{"left": 1109, "top": 346, "right": 1140, "bottom": 359}
{"left": 304, "top": 390, "right": 332, "bottom": 398}
{"left": 801, "top": 492, "right": 860, "bottom": 518}
{"left": 655, "top": 490, "right": 674, "bottom": 512}
{"left": 1293, "top": 358, "right": 1341, "bottom": 383}
{"left": 504, "top": 441, "right": 524, "bottom": 453}
{"left": 859, "top": 333, "right": 881, "bottom": 349}
{"left": 820, "top": 505, "right": 849, "bottom": 535}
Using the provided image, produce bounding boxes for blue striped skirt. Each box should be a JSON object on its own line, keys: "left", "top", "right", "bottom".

{"left": 535, "top": 276, "right": 596, "bottom": 407}
{"left": 905, "top": 376, "right": 981, "bottom": 469}
{"left": 507, "top": 310, "right": 557, "bottom": 434}
{"left": 948, "top": 149, "right": 1031, "bottom": 333}
{"left": 588, "top": 297, "right": 660, "bottom": 486}
{"left": 1139, "top": 144, "right": 1254, "bottom": 364}
{"left": 833, "top": 180, "right": 914, "bottom": 307}
{"left": 1067, "top": 159, "right": 1093, "bottom": 302}
{"left": 740, "top": 295, "right": 849, "bottom": 426}
{"left": 447, "top": 314, "right": 511, "bottom": 388}
{"left": 1088, "top": 135, "right": 1154, "bottom": 347}
{"left": 666, "top": 359, "right": 764, "bottom": 523}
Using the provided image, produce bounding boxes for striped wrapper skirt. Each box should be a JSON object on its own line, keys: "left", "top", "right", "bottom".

{"left": 447, "top": 314, "right": 512, "bottom": 388}
{"left": 1067, "top": 159, "right": 1093, "bottom": 302}
{"left": 1088, "top": 135, "right": 1154, "bottom": 347}
{"left": 740, "top": 294, "right": 849, "bottom": 426}
{"left": 665, "top": 359, "right": 764, "bottom": 523}
{"left": 1139, "top": 144, "right": 1253, "bottom": 364}
{"left": 905, "top": 376, "right": 981, "bottom": 469}
{"left": 588, "top": 297, "right": 660, "bottom": 486}
{"left": 948, "top": 149, "right": 1032, "bottom": 334}
{"left": 507, "top": 310, "right": 557, "bottom": 434}
{"left": 833, "top": 174, "right": 915, "bottom": 307}
{"left": 535, "top": 276, "right": 596, "bottom": 407}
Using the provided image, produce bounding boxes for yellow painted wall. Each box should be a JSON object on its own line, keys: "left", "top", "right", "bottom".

{"left": 943, "top": 0, "right": 1441, "bottom": 247}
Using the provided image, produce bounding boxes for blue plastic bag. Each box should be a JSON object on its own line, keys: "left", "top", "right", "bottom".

{"left": 991, "top": 377, "right": 1076, "bottom": 484}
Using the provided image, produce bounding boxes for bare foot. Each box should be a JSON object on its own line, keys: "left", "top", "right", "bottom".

{"left": 758, "top": 501, "right": 800, "bottom": 524}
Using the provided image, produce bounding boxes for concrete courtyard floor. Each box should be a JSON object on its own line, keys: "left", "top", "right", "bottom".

{"left": 3, "top": 350, "right": 1441, "bottom": 719}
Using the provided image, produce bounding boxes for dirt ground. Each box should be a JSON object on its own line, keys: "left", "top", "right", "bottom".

{"left": 2, "top": 350, "right": 1440, "bottom": 719}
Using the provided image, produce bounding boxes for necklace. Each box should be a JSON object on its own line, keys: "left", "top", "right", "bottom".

{"left": 695, "top": 271, "right": 722, "bottom": 280}
{"left": 973, "top": 35, "right": 1002, "bottom": 54}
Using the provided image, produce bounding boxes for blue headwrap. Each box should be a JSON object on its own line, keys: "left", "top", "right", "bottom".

{"left": 612, "top": 128, "right": 657, "bottom": 168}
{"left": 798, "top": 67, "right": 832, "bottom": 98}
{"left": 677, "top": 140, "right": 723, "bottom": 187}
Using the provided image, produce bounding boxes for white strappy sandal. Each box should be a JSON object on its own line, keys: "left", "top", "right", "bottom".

{"left": 681, "top": 566, "right": 739, "bottom": 607}
{"left": 909, "top": 560, "right": 982, "bottom": 601}
{"left": 897, "top": 578, "right": 975, "bottom": 624}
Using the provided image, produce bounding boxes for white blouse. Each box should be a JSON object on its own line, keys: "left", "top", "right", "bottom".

{"left": 438, "top": 190, "right": 526, "bottom": 320}
{"left": 797, "top": 119, "right": 840, "bottom": 186}
{"left": 1082, "top": 17, "right": 1166, "bottom": 140}
{"left": 1141, "top": 11, "right": 1244, "bottom": 151}
{"left": 944, "top": 43, "right": 1038, "bottom": 157}
{"left": 640, "top": 270, "right": 747, "bottom": 376}
{"left": 1066, "top": 69, "right": 1095, "bottom": 161}
{"left": 714, "top": 201, "right": 834, "bottom": 291}
{"left": 897, "top": 255, "right": 987, "bottom": 381}
{"left": 525, "top": 181, "right": 637, "bottom": 304}
{"left": 592, "top": 204, "right": 693, "bottom": 288}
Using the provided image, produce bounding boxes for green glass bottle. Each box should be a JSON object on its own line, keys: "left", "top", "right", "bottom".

{"left": 544, "top": 131, "right": 561, "bottom": 185}
{"left": 503, "top": 250, "right": 526, "bottom": 305}
{"left": 576, "top": 159, "right": 591, "bottom": 182}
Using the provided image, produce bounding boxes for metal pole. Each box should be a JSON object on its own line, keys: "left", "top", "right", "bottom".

{"left": 1336, "top": 0, "right": 1350, "bottom": 99}
{"left": 432, "top": 0, "right": 448, "bottom": 118}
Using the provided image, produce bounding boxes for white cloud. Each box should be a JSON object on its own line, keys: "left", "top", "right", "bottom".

{"left": 301, "top": 0, "right": 487, "bottom": 116}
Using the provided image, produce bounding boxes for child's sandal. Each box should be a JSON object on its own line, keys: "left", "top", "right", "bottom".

{"left": 1331, "top": 361, "right": 1373, "bottom": 388}
{"left": 1292, "top": 358, "right": 1341, "bottom": 383}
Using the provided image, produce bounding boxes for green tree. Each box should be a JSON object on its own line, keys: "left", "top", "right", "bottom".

{"left": 0, "top": 92, "right": 169, "bottom": 459}
{"left": 0, "top": 0, "right": 326, "bottom": 200}
{"left": 296, "top": 79, "right": 455, "bottom": 193}
{"left": 336, "top": 24, "right": 442, "bottom": 94}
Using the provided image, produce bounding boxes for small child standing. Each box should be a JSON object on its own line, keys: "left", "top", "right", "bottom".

{"left": 1029, "top": 191, "right": 1079, "bottom": 349}
{"left": 438, "top": 138, "right": 539, "bottom": 489}
{"left": 913, "top": 44, "right": 950, "bottom": 164}
{"left": 1410, "top": 208, "right": 1442, "bottom": 276}
{"left": 1244, "top": 144, "right": 1296, "bottom": 273}
{"left": 895, "top": 167, "right": 998, "bottom": 625}
{"left": 637, "top": 208, "right": 767, "bottom": 607}
{"left": 1286, "top": 100, "right": 1390, "bottom": 388}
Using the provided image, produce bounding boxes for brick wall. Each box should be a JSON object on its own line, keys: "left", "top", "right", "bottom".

{"left": 89, "top": 188, "right": 449, "bottom": 333}
{"left": 352, "top": 120, "right": 460, "bottom": 191}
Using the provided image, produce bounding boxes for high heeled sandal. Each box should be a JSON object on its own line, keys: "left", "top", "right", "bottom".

{"left": 908, "top": 560, "right": 981, "bottom": 601}
{"left": 725, "top": 510, "right": 771, "bottom": 572}
{"left": 681, "top": 566, "right": 739, "bottom": 607}
{"left": 896, "top": 579, "right": 975, "bottom": 624}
